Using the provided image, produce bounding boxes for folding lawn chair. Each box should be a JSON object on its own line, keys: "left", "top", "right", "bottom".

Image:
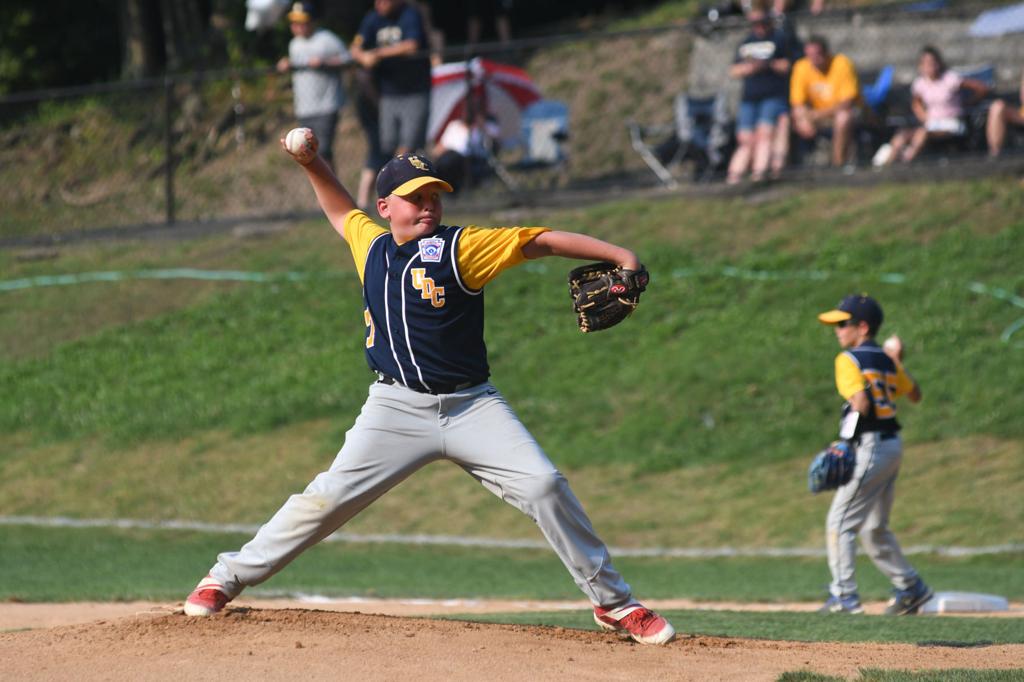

{"left": 855, "top": 65, "right": 896, "bottom": 161}
{"left": 627, "top": 91, "right": 733, "bottom": 188}
{"left": 498, "top": 99, "right": 570, "bottom": 190}
{"left": 862, "top": 64, "right": 895, "bottom": 116}
{"left": 513, "top": 100, "right": 569, "bottom": 166}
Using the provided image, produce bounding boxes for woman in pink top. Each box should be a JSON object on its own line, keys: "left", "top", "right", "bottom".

{"left": 875, "top": 46, "right": 989, "bottom": 166}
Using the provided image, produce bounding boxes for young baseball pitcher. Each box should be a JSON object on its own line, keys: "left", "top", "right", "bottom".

{"left": 183, "top": 129, "right": 675, "bottom": 645}
{"left": 816, "top": 294, "right": 933, "bottom": 615}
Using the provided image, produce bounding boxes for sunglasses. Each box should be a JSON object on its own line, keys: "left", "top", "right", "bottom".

{"left": 835, "top": 319, "right": 857, "bottom": 328}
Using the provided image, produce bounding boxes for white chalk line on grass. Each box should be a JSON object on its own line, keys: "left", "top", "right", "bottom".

{"left": 2, "top": 515, "right": 1021, "bottom": 559}
{"left": 3, "top": 266, "right": 1020, "bottom": 343}
{"left": 0, "top": 269, "right": 318, "bottom": 291}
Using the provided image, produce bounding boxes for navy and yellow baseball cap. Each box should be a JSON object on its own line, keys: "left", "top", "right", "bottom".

{"left": 376, "top": 154, "right": 453, "bottom": 198}
{"left": 818, "top": 294, "right": 884, "bottom": 330}
{"left": 287, "top": 2, "right": 314, "bottom": 23}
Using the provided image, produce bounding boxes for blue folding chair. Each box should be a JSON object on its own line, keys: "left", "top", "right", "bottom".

{"left": 862, "top": 64, "right": 895, "bottom": 115}
{"left": 488, "top": 99, "right": 571, "bottom": 191}
{"left": 515, "top": 99, "right": 570, "bottom": 169}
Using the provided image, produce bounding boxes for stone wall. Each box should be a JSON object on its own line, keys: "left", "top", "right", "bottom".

{"left": 687, "top": 6, "right": 1024, "bottom": 102}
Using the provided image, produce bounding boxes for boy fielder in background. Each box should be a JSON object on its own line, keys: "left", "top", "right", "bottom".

{"left": 817, "top": 294, "right": 933, "bottom": 615}
{"left": 183, "top": 129, "right": 675, "bottom": 645}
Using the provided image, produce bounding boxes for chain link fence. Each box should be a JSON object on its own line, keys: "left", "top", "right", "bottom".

{"left": 1, "top": 1, "right": 1021, "bottom": 243}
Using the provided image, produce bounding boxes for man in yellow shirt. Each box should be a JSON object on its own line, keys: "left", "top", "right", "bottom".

{"left": 790, "top": 36, "right": 861, "bottom": 166}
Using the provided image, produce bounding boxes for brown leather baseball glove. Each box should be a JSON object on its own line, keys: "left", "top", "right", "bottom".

{"left": 567, "top": 262, "right": 649, "bottom": 333}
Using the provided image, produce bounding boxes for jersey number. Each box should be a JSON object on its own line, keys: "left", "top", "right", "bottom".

{"left": 364, "top": 308, "right": 375, "bottom": 348}
{"left": 862, "top": 369, "right": 897, "bottom": 419}
{"left": 411, "top": 268, "right": 445, "bottom": 308}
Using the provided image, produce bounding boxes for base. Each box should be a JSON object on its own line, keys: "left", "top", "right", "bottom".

{"left": 918, "top": 591, "right": 1009, "bottom": 614}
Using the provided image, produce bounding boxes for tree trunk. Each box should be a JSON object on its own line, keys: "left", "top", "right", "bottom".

{"left": 119, "top": 0, "right": 162, "bottom": 79}
{"left": 161, "top": 0, "right": 208, "bottom": 71}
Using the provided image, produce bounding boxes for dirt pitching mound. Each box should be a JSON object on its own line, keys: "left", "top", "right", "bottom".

{"left": 2, "top": 605, "right": 1023, "bottom": 681}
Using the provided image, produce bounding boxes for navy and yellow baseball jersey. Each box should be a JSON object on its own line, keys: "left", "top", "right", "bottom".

{"left": 834, "top": 340, "right": 915, "bottom": 434}
{"left": 343, "top": 210, "right": 549, "bottom": 392}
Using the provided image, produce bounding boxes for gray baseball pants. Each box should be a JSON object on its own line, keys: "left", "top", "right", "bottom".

{"left": 207, "top": 380, "right": 633, "bottom": 607}
{"left": 826, "top": 431, "right": 920, "bottom": 597}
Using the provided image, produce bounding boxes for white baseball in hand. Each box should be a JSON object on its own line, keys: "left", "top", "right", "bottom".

{"left": 284, "top": 127, "right": 317, "bottom": 164}
{"left": 883, "top": 335, "right": 903, "bottom": 360}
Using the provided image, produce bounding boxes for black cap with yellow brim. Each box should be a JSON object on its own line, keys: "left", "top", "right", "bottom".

{"left": 817, "top": 309, "right": 853, "bottom": 324}
{"left": 376, "top": 154, "right": 454, "bottom": 198}
{"left": 817, "top": 294, "right": 883, "bottom": 329}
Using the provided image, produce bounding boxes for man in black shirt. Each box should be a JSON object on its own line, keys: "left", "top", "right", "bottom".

{"left": 725, "top": 3, "right": 801, "bottom": 183}
{"left": 352, "top": 0, "right": 433, "bottom": 156}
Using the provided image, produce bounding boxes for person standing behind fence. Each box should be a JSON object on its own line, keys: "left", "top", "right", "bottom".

{"left": 351, "top": 0, "right": 433, "bottom": 157}
{"left": 354, "top": 67, "right": 390, "bottom": 210}
{"left": 276, "top": 2, "right": 350, "bottom": 169}
{"left": 414, "top": 1, "right": 446, "bottom": 67}
{"left": 726, "top": 2, "right": 800, "bottom": 184}
{"left": 467, "top": 0, "right": 514, "bottom": 46}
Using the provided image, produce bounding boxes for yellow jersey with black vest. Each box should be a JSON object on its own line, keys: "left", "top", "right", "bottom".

{"left": 343, "top": 210, "right": 549, "bottom": 392}
{"left": 834, "top": 340, "right": 915, "bottom": 435}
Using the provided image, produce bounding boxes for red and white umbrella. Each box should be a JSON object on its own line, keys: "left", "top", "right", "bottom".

{"left": 428, "top": 58, "right": 543, "bottom": 147}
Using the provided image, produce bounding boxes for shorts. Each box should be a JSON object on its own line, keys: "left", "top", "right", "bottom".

{"left": 379, "top": 92, "right": 430, "bottom": 154}
{"left": 925, "top": 117, "right": 966, "bottom": 135}
{"left": 737, "top": 96, "right": 789, "bottom": 132}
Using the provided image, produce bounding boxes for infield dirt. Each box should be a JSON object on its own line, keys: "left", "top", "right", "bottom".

{"left": 2, "top": 600, "right": 1022, "bottom": 681}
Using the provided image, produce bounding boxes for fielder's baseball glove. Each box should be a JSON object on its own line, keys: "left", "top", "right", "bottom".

{"left": 807, "top": 440, "right": 857, "bottom": 493}
{"left": 567, "top": 262, "right": 649, "bottom": 333}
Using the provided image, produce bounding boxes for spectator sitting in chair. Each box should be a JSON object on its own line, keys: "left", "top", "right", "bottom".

{"left": 432, "top": 105, "right": 501, "bottom": 193}
{"left": 790, "top": 36, "right": 861, "bottom": 167}
{"left": 987, "top": 70, "right": 1024, "bottom": 158}
{"left": 874, "top": 46, "right": 989, "bottom": 167}
{"left": 726, "top": 2, "right": 800, "bottom": 184}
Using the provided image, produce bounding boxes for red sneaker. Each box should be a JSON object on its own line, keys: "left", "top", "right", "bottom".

{"left": 183, "top": 575, "right": 231, "bottom": 616}
{"left": 593, "top": 602, "right": 676, "bottom": 645}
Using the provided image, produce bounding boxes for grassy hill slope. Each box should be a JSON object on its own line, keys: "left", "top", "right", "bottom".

{"left": 1, "top": 177, "right": 1022, "bottom": 549}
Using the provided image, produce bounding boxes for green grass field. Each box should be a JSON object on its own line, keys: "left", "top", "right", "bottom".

{"left": 1, "top": 179, "right": 1022, "bottom": 667}
{"left": 4, "top": 179, "right": 1023, "bottom": 455}
{"left": 1, "top": 523, "right": 1022, "bottom": 653}
{"left": 1, "top": 524, "right": 1022, "bottom": 605}
{"left": 465, "top": 609, "right": 1024, "bottom": 646}
{"left": 3, "top": 3, "right": 1022, "bottom": 678}
{"left": 2, "top": 178, "right": 1021, "bottom": 538}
